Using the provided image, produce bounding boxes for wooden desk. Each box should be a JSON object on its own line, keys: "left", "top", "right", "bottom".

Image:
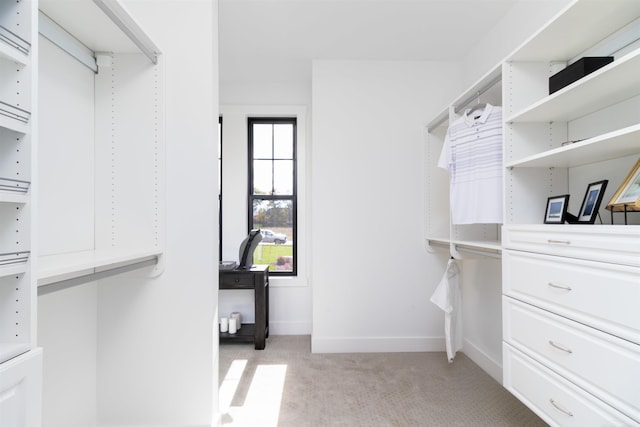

{"left": 219, "top": 265, "right": 269, "bottom": 350}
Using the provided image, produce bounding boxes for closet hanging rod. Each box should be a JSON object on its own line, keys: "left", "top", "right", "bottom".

{"left": 428, "top": 240, "right": 502, "bottom": 259}
{"left": 37, "top": 256, "right": 158, "bottom": 296}
{"left": 39, "top": 11, "right": 98, "bottom": 72}
{"left": 453, "top": 75, "right": 502, "bottom": 114}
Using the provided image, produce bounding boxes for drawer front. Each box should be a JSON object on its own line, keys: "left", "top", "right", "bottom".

{"left": 0, "top": 349, "right": 42, "bottom": 427}
{"left": 219, "top": 273, "right": 253, "bottom": 289}
{"left": 504, "top": 297, "right": 640, "bottom": 422}
{"left": 503, "top": 344, "right": 638, "bottom": 427}
{"left": 503, "top": 225, "right": 640, "bottom": 266}
{"left": 503, "top": 249, "right": 640, "bottom": 345}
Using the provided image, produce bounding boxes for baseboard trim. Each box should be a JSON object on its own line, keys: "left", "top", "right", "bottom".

{"left": 269, "top": 320, "right": 312, "bottom": 335}
{"left": 311, "top": 336, "right": 445, "bottom": 354}
{"left": 462, "top": 338, "right": 503, "bottom": 384}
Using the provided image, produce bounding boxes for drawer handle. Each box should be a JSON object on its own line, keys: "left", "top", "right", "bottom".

{"left": 548, "top": 239, "right": 571, "bottom": 245}
{"left": 548, "top": 282, "right": 572, "bottom": 291}
{"left": 549, "top": 398, "right": 573, "bottom": 417}
{"left": 549, "top": 340, "right": 572, "bottom": 354}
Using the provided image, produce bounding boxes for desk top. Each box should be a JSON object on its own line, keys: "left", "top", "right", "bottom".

{"left": 219, "top": 264, "right": 269, "bottom": 274}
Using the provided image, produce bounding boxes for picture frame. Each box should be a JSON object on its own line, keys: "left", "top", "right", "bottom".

{"left": 606, "top": 158, "right": 640, "bottom": 212}
{"left": 544, "top": 195, "right": 570, "bottom": 224}
{"left": 576, "top": 180, "right": 608, "bottom": 224}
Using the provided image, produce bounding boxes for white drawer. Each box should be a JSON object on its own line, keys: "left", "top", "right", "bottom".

{"left": 503, "top": 250, "right": 640, "bottom": 345}
{"left": 504, "top": 297, "right": 640, "bottom": 422}
{"left": 502, "top": 225, "right": 640, "bottom": 266}
{"left": 503, "top": 344, "right": 638, "bottom": 427}
{"left": 0, "top": 348, "right": 42, "bottom": 427}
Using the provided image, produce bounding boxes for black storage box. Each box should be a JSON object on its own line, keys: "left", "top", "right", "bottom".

{"left": 549, "top": 57, "right": 613, "bottom": 94}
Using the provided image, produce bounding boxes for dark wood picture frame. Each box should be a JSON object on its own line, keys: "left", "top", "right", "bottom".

{"left": 576, "top": 180, "right": 608, "bottom": 224}
{"left": 544, "top": 194, "right": 569, "bottom": 224}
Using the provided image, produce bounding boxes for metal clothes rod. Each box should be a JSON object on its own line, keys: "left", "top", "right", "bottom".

{"left": 455, "top": 245, "right": 502, "bottom": 259}
{"left": 453, "top": 75, "right": 502, "bottom": 114}
{"left": 39, "top": 11, "right": 98, "bottom": 73}
{"left": 38, "top": 257, "right": 158, "bottom": 296}
{"left": 428, "top": 240, "right": 502, "bottom": 259}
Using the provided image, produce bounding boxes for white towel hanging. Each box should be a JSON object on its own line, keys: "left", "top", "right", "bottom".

{"left": 430, "top": 258, "right": 463, "bottom": 362}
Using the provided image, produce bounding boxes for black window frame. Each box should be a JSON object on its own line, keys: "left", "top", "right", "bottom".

{"left": 218, "top": 115, "right": 223, "bottom": 261}
{"left": 247, "top": 117, "right": 297, "bottom": 276}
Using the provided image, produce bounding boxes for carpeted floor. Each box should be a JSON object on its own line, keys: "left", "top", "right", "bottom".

{"left": 219, "top": 335, "right": 547, "bottom": 427}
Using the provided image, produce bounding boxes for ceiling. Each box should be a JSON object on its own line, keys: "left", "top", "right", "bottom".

{"left": 219, "top": 0, "right": 520, "bottom": 81}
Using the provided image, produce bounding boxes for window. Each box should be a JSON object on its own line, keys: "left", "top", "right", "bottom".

{"left": 248, "top": 118, "right": 296, "bottom": 275}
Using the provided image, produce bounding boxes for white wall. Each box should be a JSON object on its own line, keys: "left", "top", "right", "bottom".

{"left": 311, "top": 60, "right": 461, "bottom": 353}
{"left": 96, "top": 1, "right": 218, "bottom": 426}
{"left": 461, "top": 0, "right": 572, "bottom": 87}
{"left": 38, "top": 284, "right": 98, "bottom": 427}
{"left": 37, "top": 34, "right": 98, "bottom": 427}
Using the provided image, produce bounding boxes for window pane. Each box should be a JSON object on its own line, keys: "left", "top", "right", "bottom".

{"left": 252, "top": 199, "right": 293, "bottom": 273}
{"left": 253, "top": 160, "right": 272, "bottom": 195}
{"left": 253, "top": 124, "right": 273, "bottom": 159}
{"left": 273, "top": 160, "right": 293, "bottom": 195}
{"left": 273, "top": 124, "right": 293, "bottom": 159}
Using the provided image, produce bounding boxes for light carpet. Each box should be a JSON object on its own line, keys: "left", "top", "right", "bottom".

{"left": 219, "top": 335, "right": 546, "bottom": 427}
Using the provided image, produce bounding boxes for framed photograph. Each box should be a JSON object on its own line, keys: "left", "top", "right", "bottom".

{"left": 606, "top": 158, "right": 640, "bottom": 212}
{"left": 544, "top": 195, "right": 570, "bottom": 224}
{"left": 576, "top": 180, "right": 608, "bottom": 224}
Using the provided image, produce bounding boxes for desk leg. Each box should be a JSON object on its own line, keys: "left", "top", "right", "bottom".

{"left": 254, "top": 275, "right": 267, "bottom": 350}
{"left": 265, "top": 279, "right": 269, "bottom": 339}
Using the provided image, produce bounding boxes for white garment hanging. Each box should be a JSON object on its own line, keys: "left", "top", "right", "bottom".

{"left": 430, "top": 258, "right": 463, "bottom": 362}
{"left": 437, "top": 104, "right": 503, "bottom": 224}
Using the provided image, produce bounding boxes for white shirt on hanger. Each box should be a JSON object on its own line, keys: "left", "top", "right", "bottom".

{"left": 438, "top": 104, "right": 503, "bottom": 225}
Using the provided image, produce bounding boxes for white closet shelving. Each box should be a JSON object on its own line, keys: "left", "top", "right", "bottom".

{"left": 3, "top": 0, "right": 164, "bottom": 422}
{"left": 37, "top": 0, "right": 164, "bottom": 294}
{"left": 0, "top": 1, "right": 42, "bottom": 425}
{"left": 425, "top": 64, "right": 503, "bottom": 259}
{"left": 0, "top": 0, "right": 36, "bottom": 364}
{"left": 501, "top": 0, "right": 640, "bottom": 424}
{"left": 425, "top": 0, "right": 640, "bottom": 418}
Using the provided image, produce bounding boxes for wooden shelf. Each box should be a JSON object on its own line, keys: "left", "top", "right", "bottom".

{"left": 506, "top": 123, "right": 640, "bottom": 168}
{"left": 506, "top": 48, "right": 640, "bottom": 124}
{"left": 219, "top": 323, "right": 258, "bottom": 343}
